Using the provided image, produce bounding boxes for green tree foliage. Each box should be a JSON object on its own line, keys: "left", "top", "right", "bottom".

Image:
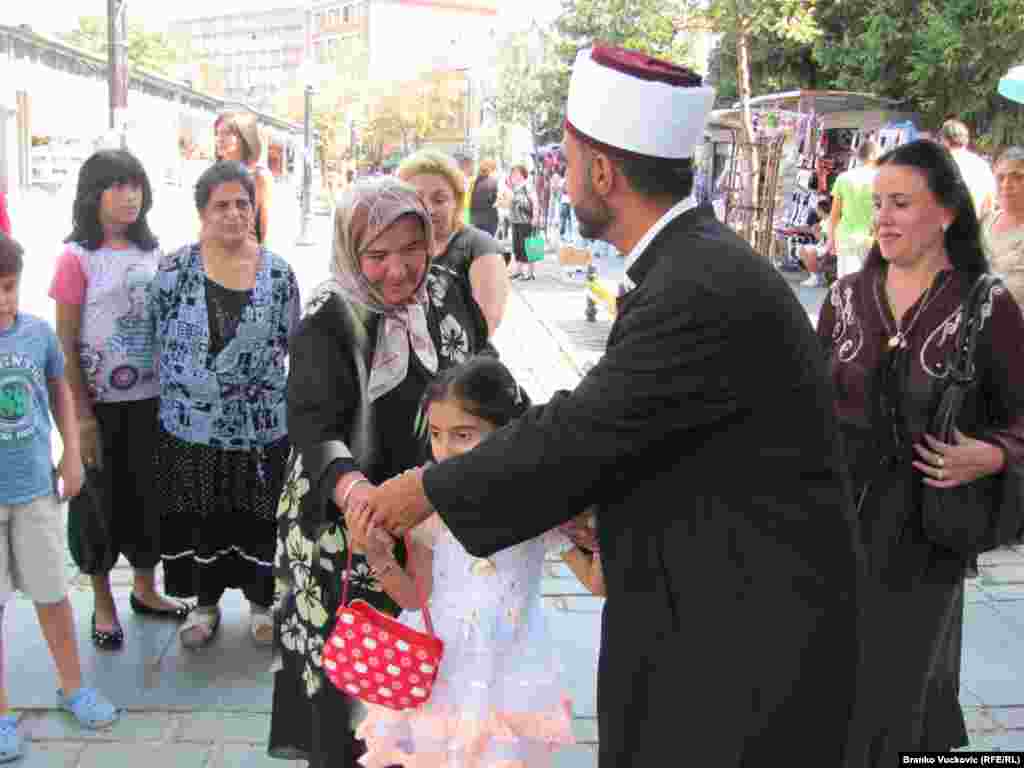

{"left": 812, "top": 0, "right": 1024, "bottom": 139}
{"left": 61, "top": 15, "right": 180, "bottom": 75}
{"left": 493, "top": 26, "right": 565, "bottom": 151}
{"left": 491, "top": 0, "right": 695, "bottom": 151}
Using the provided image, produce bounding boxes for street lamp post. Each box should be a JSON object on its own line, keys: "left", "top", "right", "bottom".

{"left": 107, "top": 0, "right": 128, "bottom": 147}
{"left": 296, "top": 83, "right": 316, "bottom": 246}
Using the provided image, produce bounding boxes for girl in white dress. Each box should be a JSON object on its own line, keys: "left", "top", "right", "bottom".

{"left": 347, "top": 357, "right": 576, "bottom": 768}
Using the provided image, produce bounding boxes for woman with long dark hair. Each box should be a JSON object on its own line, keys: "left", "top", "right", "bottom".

{"left": 818, "top": 140, "right": 1024, "bottom": 762}
{"left": 49, "top": 149, "right": 189, "bottom": 651}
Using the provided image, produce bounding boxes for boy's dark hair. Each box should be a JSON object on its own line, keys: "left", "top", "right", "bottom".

{"left": 422, "top": 356, "right": 531, "bottom": 430}
{"left": 195, "top": 161, "right": 256, "bottom": 212}
{"left": 0, "top": 231, "right": 24, "bottom": 277}
{"left": 66, "top": 149, "right": 159, "bottom": 252}
{"left": 816, "top": 197, "right": 833, "bottom": 215}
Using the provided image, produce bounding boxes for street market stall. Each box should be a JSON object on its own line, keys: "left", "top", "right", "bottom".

{"left": 703, "top": 90, "right": 919, "bottom": 267}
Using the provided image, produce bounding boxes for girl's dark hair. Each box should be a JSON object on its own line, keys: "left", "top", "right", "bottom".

{"left": 422, "top": 356, "right": 531, "bottom": 429}
{"left": 65, "top": 150, "right": 158, "bottom": 251}
{"left": 864, "top": 139, "right": 989, "bottom": 278}
{"left": 195, "top": 161, "right": 256, "bottom": 212}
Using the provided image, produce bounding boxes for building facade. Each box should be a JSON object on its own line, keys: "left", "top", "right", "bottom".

{"left": 169, "top": 7, "right": 306, "bottom": 114}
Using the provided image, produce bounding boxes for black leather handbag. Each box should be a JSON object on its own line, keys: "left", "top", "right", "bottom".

{"left": 922, "top": 273, "right": 1024, "bottom": 556}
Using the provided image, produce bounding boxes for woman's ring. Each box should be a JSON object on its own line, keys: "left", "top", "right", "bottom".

{"left": 937, "top": 456, "right": 945, "bottom": 468}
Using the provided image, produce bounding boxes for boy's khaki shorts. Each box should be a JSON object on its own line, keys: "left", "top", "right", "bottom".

{"left": 0, "top": 494, "right": 68, "bottom": 605}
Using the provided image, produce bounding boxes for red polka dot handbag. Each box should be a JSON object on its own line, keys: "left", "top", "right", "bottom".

{"left": 323, "top": 535, "right": 444, "bottom": 711}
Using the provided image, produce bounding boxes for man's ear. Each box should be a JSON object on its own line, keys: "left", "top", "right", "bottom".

{"left": 589, "top": 151, "right": 616, "bottom": 197}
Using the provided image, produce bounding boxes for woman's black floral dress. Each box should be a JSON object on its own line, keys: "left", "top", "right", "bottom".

{"left": 269, "top": 264, "right": 487, "bottom": 767}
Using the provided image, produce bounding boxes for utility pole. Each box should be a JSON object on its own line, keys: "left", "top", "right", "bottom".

{"left": 107, "top": 0, "right": 128, "bottom": 146}
{"left": 296, "top": 83, "right": 316, "bottom": 245}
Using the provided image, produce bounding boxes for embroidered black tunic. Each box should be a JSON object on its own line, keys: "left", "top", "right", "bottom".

{"left": 818, "top": 263, "right": 1024, "bottom": 762}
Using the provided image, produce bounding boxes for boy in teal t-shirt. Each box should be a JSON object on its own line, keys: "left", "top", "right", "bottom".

{"left": 0, "top": 232, "right": 118, "bottom": 762}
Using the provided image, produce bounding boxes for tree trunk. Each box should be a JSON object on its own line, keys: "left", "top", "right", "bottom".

{"left": 736, "top": 23, "right": 760, "bottom": 246}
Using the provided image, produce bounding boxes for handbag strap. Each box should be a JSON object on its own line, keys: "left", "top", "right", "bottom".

{"left": 947, "top": 274, "right": 998, "bottom": 386}
{"left": 341, "top": 531, "right": 437, "bottom": 638}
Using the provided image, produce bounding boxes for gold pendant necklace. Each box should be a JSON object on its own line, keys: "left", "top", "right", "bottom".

{"left": 881, "top": 271, "right": 950, "bottom": 350}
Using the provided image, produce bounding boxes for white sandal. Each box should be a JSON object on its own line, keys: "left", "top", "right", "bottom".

{"left": 250, "top": 606, "right": 274, "bottom": 646}
{"left": 179, "top": 605, "right": 220, "bottom": 649}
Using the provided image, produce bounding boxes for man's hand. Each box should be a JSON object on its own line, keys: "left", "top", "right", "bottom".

{"left": 56, "top": 454, "right": 84, "bottom": 501}
{"left": 335, "top": 472, "right": 373, "bottom": 518}
{"left": 367, "top": 467, "right": 434, "bottom": 537}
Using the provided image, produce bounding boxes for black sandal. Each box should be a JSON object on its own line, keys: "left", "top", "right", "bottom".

{"left": 129, "top": 593, "right": 192, "bottom": 620}
{"left": 91, "top": 613, "right": 124, "bottom": 651}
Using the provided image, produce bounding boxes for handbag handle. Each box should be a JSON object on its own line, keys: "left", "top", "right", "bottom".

{"left": 341, "top": 531, "right": 437, "bottom": 638}
{"left": 947, "top": 274, "right": 997, "bottom": 386}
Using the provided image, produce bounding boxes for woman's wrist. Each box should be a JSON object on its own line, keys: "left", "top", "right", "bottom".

{"left": 986, "top": 441, "right": 1008, "bottom": 475}
{"left": 339, "top": 473, "right": 369, "bottom": 511}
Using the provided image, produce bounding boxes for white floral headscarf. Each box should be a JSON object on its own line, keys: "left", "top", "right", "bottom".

{"left": 331, "top": 178, "right": 439, "bottom": 402}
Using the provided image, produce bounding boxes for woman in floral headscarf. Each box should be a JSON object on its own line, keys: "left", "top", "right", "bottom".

{"left": 269, "top": 177, "right": 488, "bottom": 768}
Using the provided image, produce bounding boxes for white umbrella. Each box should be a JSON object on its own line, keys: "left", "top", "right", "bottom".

{"left": 999, "top": 65, "right": 1024, "bottom": 103}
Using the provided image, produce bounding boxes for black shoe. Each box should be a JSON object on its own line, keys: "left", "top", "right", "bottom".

{"left": 129, "top": 593, "right": 192, "bottom": 620}
{"left": 91, "top": 613, "right": 124, "bottom": 651}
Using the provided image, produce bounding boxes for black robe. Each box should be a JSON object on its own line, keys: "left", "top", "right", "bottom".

{"left": 422, "top": 204, "right": 866, "bottom": 766}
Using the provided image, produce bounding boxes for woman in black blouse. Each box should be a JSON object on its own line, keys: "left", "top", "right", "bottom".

{"left": 469, "top": 158, "right": 500, "bottom": 236}
{"left": 269, "top": 178, "right": 489, "bottom": 767}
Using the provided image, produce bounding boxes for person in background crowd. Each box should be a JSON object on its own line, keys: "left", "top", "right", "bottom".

{"left": 794, "top": 197, "right": 833, "bottom": 287}
{"left": 215, "top": 112, "right": 274, "bottom": 246}
{"left": 549, "top": 165, "right": 564, "bottom": 238}
{"left": 469, "top": 158, "right": 500, "bottom": 237}
{"left": 508, "top": 164, "right": 539, "bottom": 281}
{"left": 496, "top": 171, "right": 513, "bottom": 248}
{"left": 150, "top": 162, "right": 300, "bottom": 650}
{"left": 457, "top": 154, "right": 475, "bottom": 226}
{"left": 0, "top": 191, "right": 10, "bottom": 236}
{"left": 398, "top": 151, "right": 508, "bottom": 339}
{"left": 268, "top": 178, "right": 490, "bottom": 768}
{"left": 559, "top": 166, "right": 573, "bottom": 238}
{"left": 982, "top": 146, "right": 1024, "bottom": 304}
{"left": 50, "top": 150, "right": 189, "bottom": 653}
{"left": 940, "top": 119, "right": 996, "bottom": 220}
{"left": 828, "top": 139, "right": 880, "bottom": 279}
{"left": 820, "top": 139, "right": 1024, "bottom": 762}
{"left": 365, "top": 44, "right": 863, "bottom": 767}
{"left": 0, "top": 232, "right": 119, "bottom": 762}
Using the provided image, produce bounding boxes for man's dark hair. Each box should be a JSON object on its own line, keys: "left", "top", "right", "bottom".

{"left": 0, "top": 231, "right": 24, "bottom": 277}
{"left": 195, "top": 161, "right": 256, "bottom": 212}
{"left": 613, "top": 153, "right": 694, "bottom": 201}
{"left": 816, "top": 197, "right": 832, "bottom": 215}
